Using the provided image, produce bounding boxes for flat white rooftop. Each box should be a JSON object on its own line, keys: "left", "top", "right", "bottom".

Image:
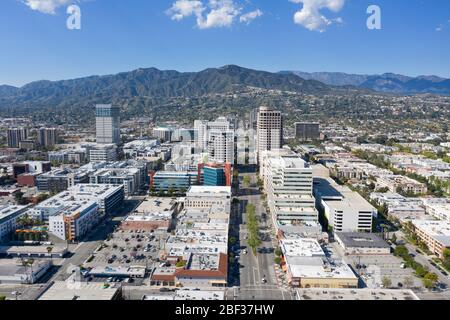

{"left": 187, "top": 186, "right": 231, "bottom": 195}
{"left": 0, "top": 205, "right": 28, "bottom": 222}
{"left": 39, "top": 281, "right": 119, "bottom": 300}
{"left": 288, "top": 258, "right": 357, "bottom": 280}
{"left": 134, "top": 197, "right": 177, "bottom": 214}
{"left": 296, "top": 288, "right": 419, "bottom": 300}
{"left": 280, "top": 239, "right": 324, "bottom": 258}
{"left": 269, "top": 155, "right": 308, "bottom": 169}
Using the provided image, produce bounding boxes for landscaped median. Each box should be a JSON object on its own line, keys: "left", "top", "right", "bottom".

{"left": 246, "top": 204, "right": 261, "bottom": 256}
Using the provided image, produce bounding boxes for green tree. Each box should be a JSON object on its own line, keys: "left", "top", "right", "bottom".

{"left": 423, "top": 278, "right": 435, "bottom": 289}
{"left": 394, "top": 245, "right": 408, "bottom": 258}
{"left": 404, "top": 276, "right": 414, "bottom": 288}
{"left": 382, "top": 276, "right": 392, "bottom": 288}
{"left": 274, "top": 247, "right": 282, "bottom": 257}
{"left": 243, "top": 176, "right": 251, "bottom": 188}
{"left": 274, "top": 257, "right": 282, "bottom": 265}
{"left": 443, "top": 248, "right": 450, "bottom": 259}
{"left": 0, "top": 295, "right": 6, "bottom": 300}
{"left": 424, "top": 272, "right": 438, "bottom": 283}
{"left": 415, "top": 265, "right": 428, "bottom": 278}
{"left": 391, "top": 233, "right": 397, "bottom": 245}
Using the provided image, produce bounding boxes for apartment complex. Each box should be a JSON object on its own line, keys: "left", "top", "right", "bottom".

{"left": 38, "top": 127, "right": 58, "bottom": 147}
{"left": 411, "top": 220, "right": 450, "bottom": 259}
{"left": 0, "top": 205, "right": 30, "bottom": 241}
{"left": 377, "top": 175, "right": 428, "bottom": 195}
{"left": 28, "top": 184, "right": 124, "bottom": 222}
{"left": 7, "top": 127, "right": 28, "bottom": 148}
{"left": 49, "top": 200, "right": 99, "bottom": 241}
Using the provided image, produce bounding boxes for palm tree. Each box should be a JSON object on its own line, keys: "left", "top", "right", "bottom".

{"left": 20, "top": 258, "right": 35, "bottom": 284}
{"left": 46, "top": 247, "right": 53, "bottom": 263}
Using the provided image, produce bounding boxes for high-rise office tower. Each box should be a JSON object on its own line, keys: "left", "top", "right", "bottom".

{"left": 207, "top": 130, "right": 235, "bottom": 164}
{"left": 38, "top": 127, "right": 58, "bottom": 147}
{"left": 295, "top": 122, "right": 320, "bottom": 141}
{"left": 249, "top": 108, "right": 259, "bottom": 131}
{"left": 7, "top": 128, "right": 28, "bottom": 148}
{"left": 194, "top": 117, "right": 233, "bottom": 152}
{"left": 256, "top": 106, "right": 282, "bottom": 164}
{"left": 96, "top": 104, "right": 120, "bottom": 145}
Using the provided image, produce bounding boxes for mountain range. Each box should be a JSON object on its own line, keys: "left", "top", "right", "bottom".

{"left": 1, "top": 65, "right": 449, "bottom": 118}
{"left": 280, "top": 71, "right": 450, "bottom": 95}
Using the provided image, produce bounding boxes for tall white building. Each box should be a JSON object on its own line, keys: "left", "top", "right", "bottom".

{"left": 194, "top": 117, "right": 234, "bottom": 164}
{"left": 265, "top": 154, "right": 318, "bottom": 229}
{"left": 96, "top": 104, "right": 120, "bottom": 145}
{"left": 256, "top": 106, "right": 282, "bottom": 164}
{"left": 207, "top": 130, "right": 235, "bottom": 164}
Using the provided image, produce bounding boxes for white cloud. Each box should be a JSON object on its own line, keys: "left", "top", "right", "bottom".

{"left": 22, "top": 0, "right": 74, "bottom": 14}
{"left": 239, "top": 9, "right": 263, "bottom": 24}
{"left": 167, "top": 0, "right": 204, "bottom": 21}
{"left": 436, "top": 25, "right": 443, "bottom": 32}
{"left": 290, "top": 0, "right": 346, "bottom": 32}
{"left": 197, "top": 0, "right": 241, "bottom": 29}
{"left": 168, "top": 0, "right": 262, "bottom": 29}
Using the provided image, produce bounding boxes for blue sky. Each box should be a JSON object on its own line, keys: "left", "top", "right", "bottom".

{"left": 1, "top": 0, "right": 449, "bottom": 86}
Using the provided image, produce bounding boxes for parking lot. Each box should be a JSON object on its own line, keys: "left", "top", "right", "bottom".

{"left": 330, "top": 242, "right": 424, "bottom": 289}
{"left": 84, "top": 228, "right": 168, "bottom": 269}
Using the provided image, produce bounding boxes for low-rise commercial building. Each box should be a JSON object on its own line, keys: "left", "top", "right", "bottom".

{"left": 280, "top": 238, "right": 358, "bottom": 289}
{"left": 335, "top": 232, "right": 391, "bottom": 256}
{"left": 0, "top": 259, "right": 51, "bottom": 284}
{"left": 121, "top": 197, "right": 179, "bottom": 231}
{"left": 184, "top": 186, "right": 232, "bottom": 214}
{"left": 39, "top": 280, "right": 121, "bottom": 300}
